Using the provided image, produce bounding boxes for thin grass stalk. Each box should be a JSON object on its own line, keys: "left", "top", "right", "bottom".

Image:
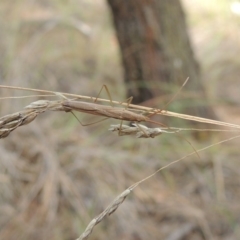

{"left": 1, "top": 85, "right": 240, "bottom": 129}
{"left": 76, "top": 134, "right": 240, "bottom": 240}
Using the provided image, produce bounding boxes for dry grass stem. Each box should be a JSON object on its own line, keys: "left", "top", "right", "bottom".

{"left": 130, "top": 134, "right": 240, "bottom": 189}
{"left": 76, "top": 134, "right": 240, "bottom": 240}
{"left": 76, "top": 189, "right": 131, "bottom": 240}
{"left": 1, "top": 84, "right": 240, "bottom": 129}
{"left": 109, "top": 123, "right": 178, "bottom": 138}
{"left": 1, "top": 97, "right": 239, "bottom": 139}
{"left": 0, "top": 100, "right": 66, "bottom": 138}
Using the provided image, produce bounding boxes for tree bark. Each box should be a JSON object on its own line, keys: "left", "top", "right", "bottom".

{"left": 107, "top": 0, "right": 217, "bottom": 124}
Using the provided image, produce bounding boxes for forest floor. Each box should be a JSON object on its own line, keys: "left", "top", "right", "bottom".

{"left": 0, "top": 0, "right": 240, "bottom": 240}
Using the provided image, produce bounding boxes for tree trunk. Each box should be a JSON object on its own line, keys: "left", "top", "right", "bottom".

{"left": 107, "top": 0, "right": 217, "bottom": 125}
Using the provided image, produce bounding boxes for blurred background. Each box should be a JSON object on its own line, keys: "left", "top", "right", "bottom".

{"left": 0, "top": 0, "right": 240, "bottom": 239}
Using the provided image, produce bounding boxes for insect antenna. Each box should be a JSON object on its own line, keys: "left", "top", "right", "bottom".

{"left": 146, "top": 77, "right": 189, "bottom": 118}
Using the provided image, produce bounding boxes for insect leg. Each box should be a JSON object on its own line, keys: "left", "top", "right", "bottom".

{"left": 70, "top": 110, "right": 109, "bottom": 126}
{"left": 118, "top": 96, "right": 133, "bottom": 136}
{"left": 91, "top": 84, "right": 135, "bottom": 136}
{"left": 94, "top": 85, "right": 113, "bottom": 106}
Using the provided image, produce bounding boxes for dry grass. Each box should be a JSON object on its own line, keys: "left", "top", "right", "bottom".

{"left": 0, "top": 88, "right": 240, "bottom": 239}
{"left": 1, "top": 0, "right": 240, "bottom": 240}
{"left": 76, "top": 133, "right": 240, "bottom": 240}
{"left": 1, "top": 86, "right": 240, "bottom": 140}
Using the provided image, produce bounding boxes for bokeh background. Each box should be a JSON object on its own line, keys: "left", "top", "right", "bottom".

{"left": 0, "top": 0, "right": 240, "bottom": 239}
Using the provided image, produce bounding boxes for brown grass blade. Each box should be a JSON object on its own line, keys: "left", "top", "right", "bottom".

{"left": 1, "top": 84, "right": 240, "bottom": 129}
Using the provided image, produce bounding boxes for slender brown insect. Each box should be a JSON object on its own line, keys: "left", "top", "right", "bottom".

{"left": 61, "top": 83, "right": 170, "bottom": 136}
{"left": 61, "top": 79, "right": 188, "bottom": 136}
{"left": 62, "top": 100, "right": 155, "bottom": 124}
{"left": 64, "top": 99, "right": 179, "bottom": 138}
{"left": 62, "top": 99, "right": 168, "bottom": 137}
{"left": 61, "top": 80, "right": 201, "bottom": 157}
